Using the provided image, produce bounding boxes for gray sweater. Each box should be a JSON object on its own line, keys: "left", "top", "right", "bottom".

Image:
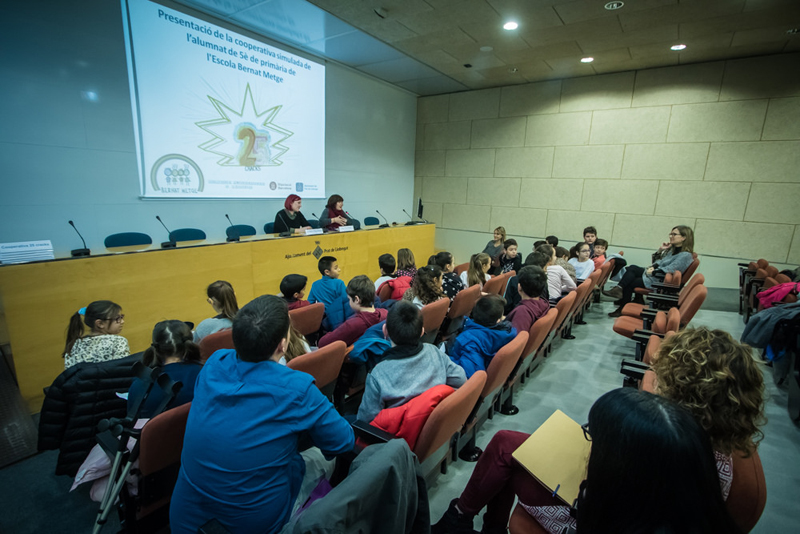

{"left": 357, "top": 343, "right": 467, "bottom": 423}
{"left": 643, "top": 249, "right": 693, "bottom": 289}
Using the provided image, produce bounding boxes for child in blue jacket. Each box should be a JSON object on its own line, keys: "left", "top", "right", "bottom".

{"left": 447, "top": 294, "right": 516, "bottom": 377}
{"left": 308, "top": 256, "right": 353, "bottom": 331}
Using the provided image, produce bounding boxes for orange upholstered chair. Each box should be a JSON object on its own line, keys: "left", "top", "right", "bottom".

{"left": 441, "top": 284, "right": 481, "bottom": 339}
{"left": 613, "top": 285, "right": 706, "bottom": 340}
{"left": 198, "top": 328, "right": 233, "bottom": 363}
{"left": 518, "top": 308, "right": 559, "bottom": 380}
{"left": 727, "top": 450, "right": 768, "bottom": 533}
{"left": 454, "top": 262, "right": 469, "bottom": 276}
{"left": 419, "top": 298, "right": 450, "bottom": 344}
{"left": 483, "top": 271, "right": 514, "bottom": 296}
{"left": 286, "top": 340, "right": 347, "bottom": 400}
{"left": 621, "top": 273, "right": 705, "bottom": 319}
{"left": 289, "top": 302, "right": 325, "bottom": 337}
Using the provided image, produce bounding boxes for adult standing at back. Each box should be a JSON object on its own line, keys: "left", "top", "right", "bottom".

{"left": 274, "top": 194, "right": 312, "bottom": 234}
{"left": 318, "top": 194, "right": 361, "bottom": 231}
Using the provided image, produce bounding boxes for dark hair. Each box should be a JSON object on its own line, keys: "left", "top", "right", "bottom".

{"left": 280, "top": 274, "right": 307, "bottom": 301}
{"left": 378, "top": 253, "right": 396, "bottom": 275}
{"left": 207, "top": 280, "right": 238, "bottom": 320}
{"left": 569, "top": 245, "right": 578, "bottom": 259}
{"left": 545, "top": 235, "right": 559, "bottom": 246}
{"left": 583, "top": 226, "right": 597, "bottom": 236}
{"left": 431, "top": 251, "right": 454, "bottom": 271}
{"left": 397, "top": 248, "right": 416, "bottom": 270}
{"left": 64, "top": 300, "right": 122, "bottom": 355}
{"left": 503, "top": 238, "right": 518, "bottom": 249}
{"left": 575, "top": 241, "right": 590, "bottom": 254}
{"left": 525, "top": 251, "right": 550, "bottom": 269}
{"left": 472, "top": 294, "right": 506, "bottom": 327}
{"left": 411, "top": 265, "right": 445, "bottom": 305}
{"left": 533, "top": 240, "right": 546, "bottom": 249}
{"left": 594, "top": 238, "right": 608, "bottom": 249}
{"left": 555, "top": 246, "right": 570, "bottom": 259}
{"left": 326, "top": 194, "right": 343, "bottom": 210}
{"left": 535, "top": 243, "right": 554, "bottom": 260}
{"left": 346, "top": 275, "right": 375, "bottom": 306}
{"left": 517, "top": 266, "right": 547, "bottom": 299}
{"left": 318, "top": 256, "right": 337, "bottom": 275}
{"left": 232, "top": 295, "right": 290, "bottom": 363}
{"left": 578, "top": 388, "right": 741, "bottom": 534}
{"left": 386, "top": 301, "right": 423, "bottom": 346}
{"left": 142, "top": 320, "right": 200, "bottom": 367}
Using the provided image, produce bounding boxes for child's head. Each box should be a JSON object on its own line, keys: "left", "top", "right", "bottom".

{"left": 472, "top": 294, "right": 506, "bottom": 327}
{"left": 346, "top": 275, "right": 375, "bottom": 310}
{"left": 584, "top": 226, "right": 597, "bottom": 244}
{"left": 385, "top": 301, "right": 424, "bottom": 346}
{"left": 280, "top": 274, "right": 307, "bottom": 301}
{"left": 594, "top": 238, "right": 608, "bottom": 257}
{"left": 525, "top": 251, "right": 550, "bottom": 270}
{"left": 65, "top": 300, "right": 124, "bottom": 355}
{"left": 503, "top": 239, "right": 518, "bottom": 259}
{"left": 412, "top": 265, "right": 444, "bottom": 305}
{"left": 533, "top": 240, "right": 546, "bottom": 250}
{"left": 467, "top": 253, "right": 492, "bottom": 287}
{"left": 493, "top": 226, "right": 506, "bottom": 242}
{"left": 318, "top": 256, "right": 340, "bottom": 278}
{"left": 397, "top": 248, "right": 416, "bottom": 270}
{"left": 143, "top": 319, "right": 200, "bottom": 367}
{"left": 233, "top": 296, "right": 290, "bottom": 363}
{"left": 535, "top": 244, "right": 555, "bottom": 265}
{"left": 575, "top": 242, "right": 591, "bottom": 261}
{"left": 555, "top": 246, "right": 570, "bottom": 260}
{"left": 545, "top": 235, "right": 559, "bottom": 246}
{"left": 430, "top": 251, "right": 455, "bottom": 273}
{"left": 207, "top": 280, "right": 239, "bottom": 320}
{"left": 378, "top": 253, "right": 396, "bottom": 276}
{"left": 517, "top": 265, "right": 547, "bottom": 299}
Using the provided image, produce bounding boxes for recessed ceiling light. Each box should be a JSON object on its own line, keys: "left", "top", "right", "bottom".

{"left": 509, "top": 67, "right": 518, "bottom": 73}
{"left": 670, "top": 44, "right": 687, "bottom": 51}
{"left": 503, "top": 21, "right": 518, "bottom": 30}
{"left": 786, "top": 28, "right": 799, "bottom": 35}
{"left": 604, "top": 1, "right": 624, "bottom": 10}
{"left": 480, "top": 46, "right": 494, "bottom": 52}
{"left": 580, "top": 57, "right": 594, "bottom": 63}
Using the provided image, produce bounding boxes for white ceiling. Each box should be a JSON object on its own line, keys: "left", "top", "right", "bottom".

{"left": 177, "top": 0, "right": 800, "bottom": 95}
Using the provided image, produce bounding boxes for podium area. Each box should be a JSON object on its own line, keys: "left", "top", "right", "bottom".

{"left": 0, "top": 224, "right": 435, "bottom": 412}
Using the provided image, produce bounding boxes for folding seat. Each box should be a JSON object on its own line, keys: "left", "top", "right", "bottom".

{"left": 517, "top": 308, "right": 559, "bottom": 381}
{"left": 743, "top": 267, "right": 769, "bottom": 324}
{"left": 621, "top": 273, "right": 705, "bottom": 319}
{"left": 104, "top": 232, "right": 152, "bottom": 250}
{"left": 559, "top": 283, "right": 590, "bottom": 340}
{"left": 419, "top": 298, "right": 450, "bottom": 344}
{"left": 289, "top": 302, "right": 325, "bottom": 337}
{"left": 287, "top": 340, "right": 347, "bottom": 401}
{"left": 483, "top": 271, "right": 514, "bottom": 296}
{"left": 593, "top": 259, "right": 615, "bottom": 303}
{"left": 454, "top": 262, "right": 469, "bottom": 276}
{"left": 633, "top": 254, "right": 697, "bottom": 300}
{"left": 439, "top": 284, "right": 481, "bottom": 340}
{"left": 198, "top": 328, "right": 233, "bottom": 363}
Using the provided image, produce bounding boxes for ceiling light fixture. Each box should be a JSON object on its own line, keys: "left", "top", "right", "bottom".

{"left": 503, "top": 21, "right": 518, "bottom": 30}
{"left": 480, "top": 46, "right": 494, "bottom": 52}
{"left": 670, "top": 44, "right": 687, "bottom": 51}
{"left": 786, "top": 28, "right": 799, "bottom": 35}
{"left": 580, "top": 57, "right": 594, "bottom": 63}
{"left": 604, "top": 1, "right": 624, "bottom": 10}
{"left": 509, "top": 67, "right": 518, "bottom": 73}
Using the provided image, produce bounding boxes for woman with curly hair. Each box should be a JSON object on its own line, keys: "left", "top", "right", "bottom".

{"left": 403, "top": 265, "right": 446, "bottom": 309}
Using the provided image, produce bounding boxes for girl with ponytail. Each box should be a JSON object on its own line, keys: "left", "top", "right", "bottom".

{"left": 63, "top": 300, "right": 129, "bottom": 369}
{"left": 194, "top": 280, "right": 239, "bottom": 342}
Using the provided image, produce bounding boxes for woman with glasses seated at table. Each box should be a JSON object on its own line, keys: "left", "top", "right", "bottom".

{"left": 318, "top": 194, "right": 361, "bottom": 232}
{"left": 63, "top": 300, "right": 129, "bottom": 369}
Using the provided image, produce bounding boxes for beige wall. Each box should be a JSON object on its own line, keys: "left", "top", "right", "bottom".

{"left": 415, "top": 53, "right": 800, "bottom": 288}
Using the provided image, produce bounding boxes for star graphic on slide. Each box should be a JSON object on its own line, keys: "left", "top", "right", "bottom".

{"left": 196, "top": 84, "right": 293, "bottom": 166}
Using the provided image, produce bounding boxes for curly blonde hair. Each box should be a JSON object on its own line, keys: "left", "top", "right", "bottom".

{"left": 652, "top": 327, "right": 766, "bottom": 456}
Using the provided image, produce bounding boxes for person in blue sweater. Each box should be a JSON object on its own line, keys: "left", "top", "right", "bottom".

{"left": 308, "top": 255, "right": 353, "bottom": 331}
{"left": 446, "top": 294, "right": 517, "bottom": 378}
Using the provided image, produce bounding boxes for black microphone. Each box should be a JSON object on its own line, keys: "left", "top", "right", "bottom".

{"left": 68, "top": 220, "right": 90, "bottom": 257}
{"left": 277, "top": 211, "right": 293, "bottom": 237}
{"left": 344, "top": 211, "right": 358, "bottom": 230}
{"left": 156, "top": 215, "right": 176, "bottom": 248}
{"left": 225, "top": 214, "right": 239, "bottom": 242}
{"left": 375, "top": 210, "right": 390, "bottom": 228}
{"left": 402, "top": 209, "right": 416, "bottom": 226}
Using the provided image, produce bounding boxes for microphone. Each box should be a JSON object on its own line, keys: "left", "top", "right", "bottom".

{"left": 277, "top": 211, "right": 293, "bottom": 237}
{"left": 402, "top": 209, "right": 416, "bottom": 226}
{"left": 375, "top": 210, "right": 390, "bottom": 228}
{"left": 156, "top": 215, "right": 176, "bottom": 248}
{"left": 68, "top": 220, "right": 90, "bottom": 257}
{"left": 225, "top": 214, "right": 239, "bottom": 242}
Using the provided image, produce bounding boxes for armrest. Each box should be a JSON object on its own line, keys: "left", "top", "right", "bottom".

{"left": 632, "top": 329, "right": 664, "bottom": 345}
{"left": 622, "top": 359, "right": 650, "bottom": 370}
{"left": 620, "top": 360, "right": 647, "bottom": 381}
{"left": 648, "top": 294, "right": 679, "bottom": 303}
{"left": 352, "top": 419, "right": 396, "bottom": 445}
{"left": 640, "top": 309, "right": 658, "bottom": 320}
{"left": 737, "top": 263, "right": 750, "bottom": 267}
{"left": 651, "top": 282, "right": 680, "bottom": 295}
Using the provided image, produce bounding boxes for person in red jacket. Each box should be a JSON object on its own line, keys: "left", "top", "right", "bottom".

{"left": 318, "top": 275, "right": 388, "bottom": 348}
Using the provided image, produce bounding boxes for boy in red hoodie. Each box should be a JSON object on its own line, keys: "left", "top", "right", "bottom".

{"left": 318, "top": 275, "right": 389, "bottom": 348}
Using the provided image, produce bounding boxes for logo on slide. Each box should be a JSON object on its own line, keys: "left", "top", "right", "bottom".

{"left": 296, "top": 183, "right": 304, "bottom": 192}
{"left": 196, "top": 84, "right": 293, "bottom": 167}
{"left": 150, "top": 155, "right": 204, "bottom": 194}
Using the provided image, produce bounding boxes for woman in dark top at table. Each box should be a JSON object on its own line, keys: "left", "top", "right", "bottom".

{"left": 318, "top": 194, "right": 361, "bottom": 231}
{"left": 273, "top": 194, "right": 312, "bottom": 234}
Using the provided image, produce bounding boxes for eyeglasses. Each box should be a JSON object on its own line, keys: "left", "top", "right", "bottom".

{"left": 668, "top": 232, "right": 681, "bottom": 237}
{"left": 108, "top": 314, "right": 125, "bottom": 323}
{"left": 581, "top": 423, "right": 591, "bottom": 442}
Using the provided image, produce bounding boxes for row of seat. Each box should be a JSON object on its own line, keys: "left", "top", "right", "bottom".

{"left": 739, "top": 258, "right": 796, "bottom": 323}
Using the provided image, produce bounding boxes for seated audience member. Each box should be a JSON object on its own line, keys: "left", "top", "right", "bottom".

{"left": 433, "top": 387, "right": 743, "bottom": 534}
{"left": 505, "top": 266, "right": 549, "bottom": 334}
{"left": 527, "top": 240, "right": 546, "bottom": 261}
{"left": 568, "top": 242, "right": 595, "bottom": 280}
{"left": 482, "top": 226, "right": 506, "bottom": 259}
{"left": 583, "top": 225, "right": 598, "bottom": 256}
{"left": 128, "top": 320, "right": 202, "bottom": 418}
{"left": 545, "top": 235, "right": 558, "bottom": 247}
{"left": 532, "top": 244, "right": 576, "bottom": 303}
{"left": 447, "top": 294, "right": 516, "bottom": 378}
{"left": 280, "top": 274, "right": 310, "bottom": 310}
{"left": 318, "top": 194, "right": 360, "bottom": 232}
{"left": 606, "top": 225, "right": 694, "bottom": 317}
{"left": 357, "top": 301, "right": 466, "bottom": 423}
{"left": 394, "top": 248, "right": 418, "bottom": 281}
{"left": 308, "top": 255, "right": 353, "bottom": 331}
{"left": 281, "top": 324, "right": 310, "bottom": 365}
{"left": 63, "top": 300, "right": 129, "bottom": 369}
{"left": 430, "top": 251, "right": 465, "bottom": 299}
{"left": 169, "top": 296, "right": 354, "bottom": 534}
{"left": 374, "top": 253, "right": 396, "bottom": 290}
{"left": 461, "top": 253, "right": 492, "bottom": 289}
{"left": 194, "top": 281, "right": 239, "bottom": 343}
{"left": 403, "top": 265, "right": 447, "bottom": 309}
{"left": 554, "top": 246, "right": 577, "bottom": 283}
{"left": 318, "top": 275, "right": 388, "bottom": 348}
{"left": 273, "top": 194, "right": 312, "bottom": 235}
{"left": 592, "top": 238, "right": 608, "bottom": 270}
{"left": 495, "top": 238, "right": 522, "bottom": 274}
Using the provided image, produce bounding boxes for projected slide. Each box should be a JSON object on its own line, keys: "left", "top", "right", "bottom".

{"left": 121, "top": 0, "right": 325, "bottom": 198}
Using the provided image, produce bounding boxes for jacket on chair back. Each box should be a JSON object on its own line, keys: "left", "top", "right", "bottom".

{"left": 38, "top": 353, "right": 141, "bottom": 476}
